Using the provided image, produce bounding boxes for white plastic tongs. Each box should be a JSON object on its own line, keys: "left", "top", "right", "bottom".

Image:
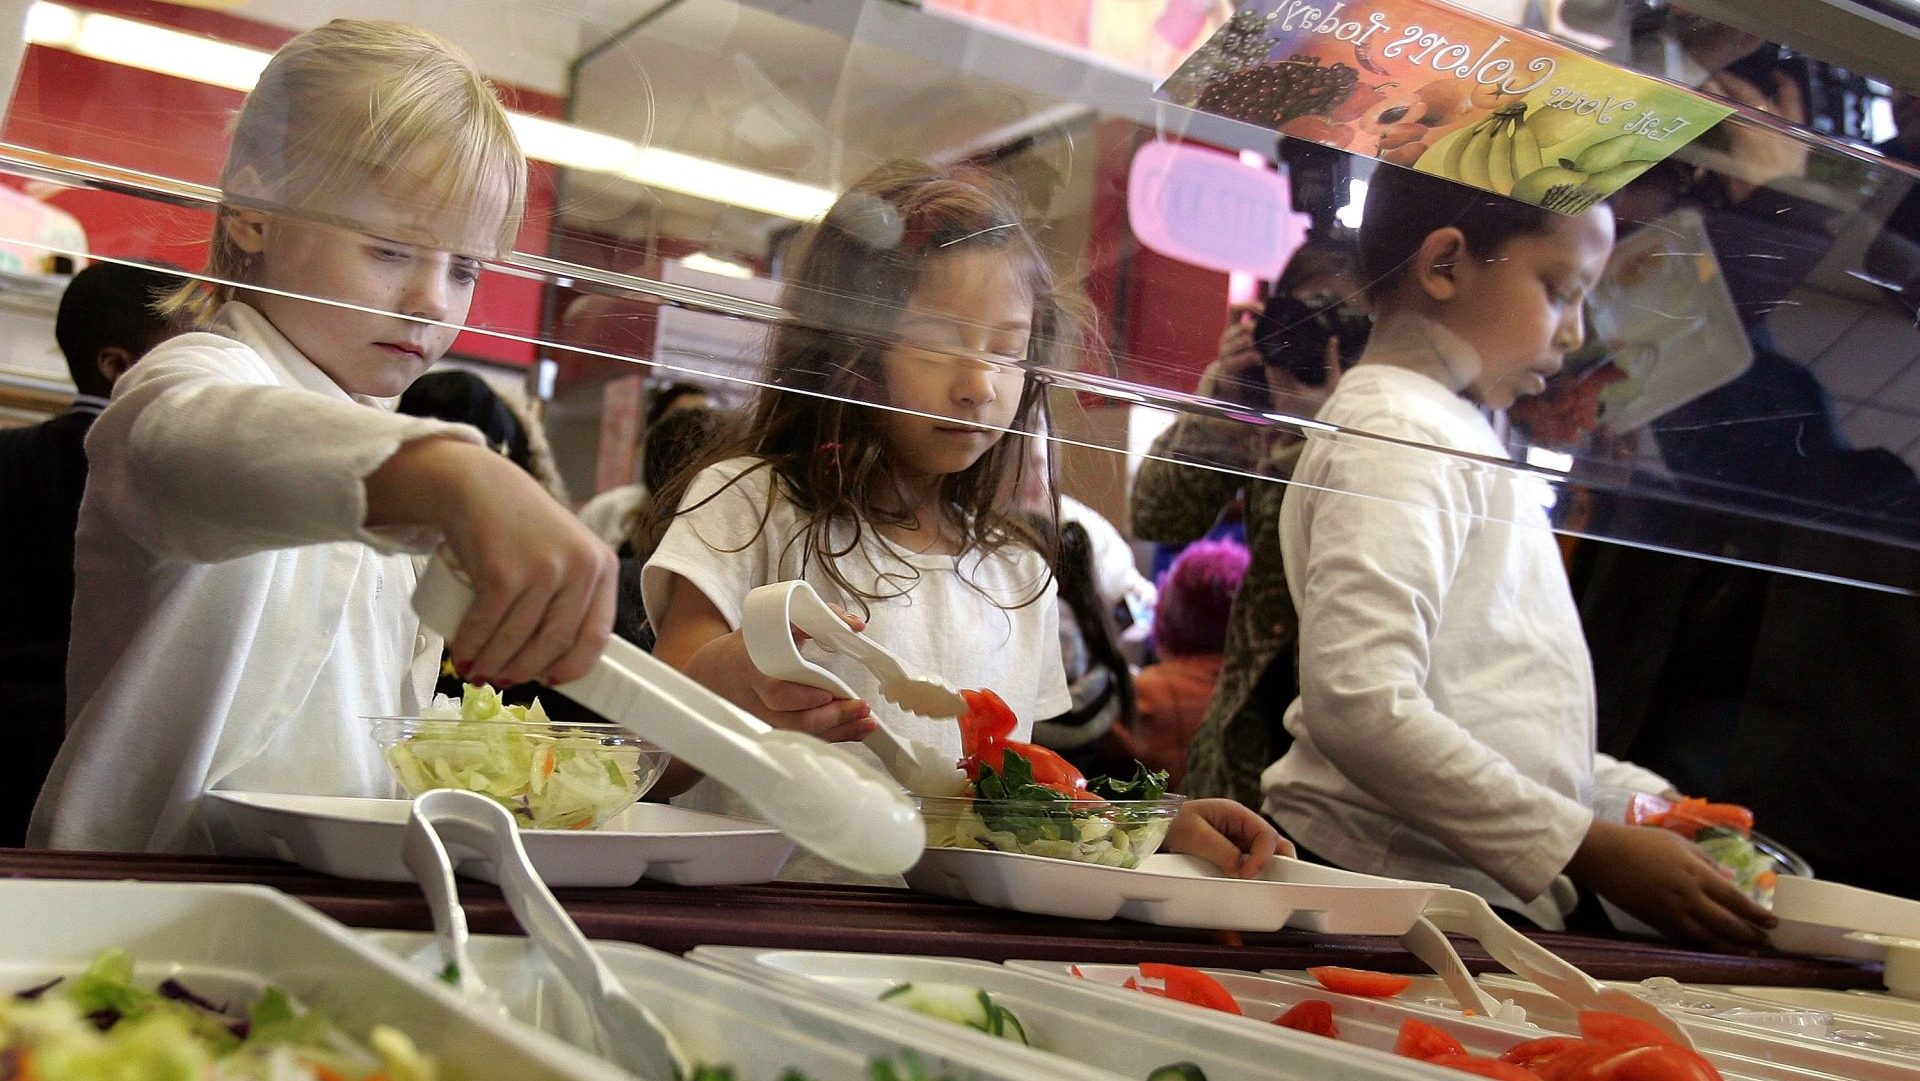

{"left": 1422, "top": 888, "right": 1697, "bottom": 1048}
{"left": 412, "top": 552, "right": 923, "bottom": 876}
{"left": 741, "top": 580, "right": 969, "bottom": 797}
{"left": 405, "top": 789, "right": 686, "bottom": 1080}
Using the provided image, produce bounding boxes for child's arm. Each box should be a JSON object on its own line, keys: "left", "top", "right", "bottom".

{"left": 365, "top": 435, "right": 616, "bottom": 686}
{"left": 1163, "top": 798, "right": 1292, "bottom": 878}
{"left": 650, "top": 575, "right": 877, "bottom": 742}
{"left": 1568, "top": 820, "right": 1776, "bottom": 952}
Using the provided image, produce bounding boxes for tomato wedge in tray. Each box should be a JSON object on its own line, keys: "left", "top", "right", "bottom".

{"left": 1394, "top": 1018, "right": 1467, "bottom": 1062}
{"left": 1134, "top": 963, "right": 1243, "bottom": 1015}
{"left": 1306, "top": 966, "right": 1414, "bottom": 997}
{"left": 1273, "top": 999, "right": 1339, "bottom": 1038}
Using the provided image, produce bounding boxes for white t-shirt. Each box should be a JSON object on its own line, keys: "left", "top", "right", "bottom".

{"left": 29, "top": 303, "right": 478, "bottom": 853}
{"left": 1265, "top": 364, "right": 1668, "bottom": 927}
{"left": 642, "top": 457, "right": 1071, "bottom": 879}
{"left": 578, "top": 482, "right": 647, "bottom": 546}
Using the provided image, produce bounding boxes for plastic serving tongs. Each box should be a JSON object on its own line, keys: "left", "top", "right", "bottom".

{"left": 412, "top": 553, "right": 923, "bottom": 877}
{"left": 406, "top": 789, "right": 686, "bottom": 1080}
{"left": 1423, "top": 887, "right": 1697, "bottom": 1048}
{"left": 741, "top": 580, "right": 969, "bottom": 797}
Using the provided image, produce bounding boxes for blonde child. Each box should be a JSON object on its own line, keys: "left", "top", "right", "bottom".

{"left": 643, "top": 162, "right": 1281, "bottom": 879}
{"left": 30, "top": 20, "right": 615, "bottom": 853}
{"left": 1266, "top": 166, "right": 1775, "bottom": 949}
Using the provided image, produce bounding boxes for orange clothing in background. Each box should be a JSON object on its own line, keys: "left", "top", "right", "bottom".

{"left": 1117, "top": 653, "right": 1225, "bottom": 787}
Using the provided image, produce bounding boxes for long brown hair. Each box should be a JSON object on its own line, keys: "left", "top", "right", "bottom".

{"left": 645, "top": 160, "right": 1084, "bottom": 610}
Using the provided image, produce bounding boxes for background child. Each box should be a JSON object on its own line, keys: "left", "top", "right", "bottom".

{"left": 1113, "top": 537, "right": 1249, "bottom": 788}
{"left": 642, "top": 161, "right": 1282, "bottom": 879}
{"left": 1265, "top": 166, "right": 1775, "bottom": 950}
{"left": 29, "top": 20, "right": 615, "bottom": 854}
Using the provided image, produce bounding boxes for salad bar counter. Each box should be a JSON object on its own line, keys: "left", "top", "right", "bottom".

{"left": 0, "top": 846, "right": 1881, "bottom": 990}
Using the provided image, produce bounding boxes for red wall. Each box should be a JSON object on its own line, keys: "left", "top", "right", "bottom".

{"left": 1, "top": 0, "right": 563, "bottom": 366}
{"left": 1086, "top": 120, "right": 1231, "bottom": 397}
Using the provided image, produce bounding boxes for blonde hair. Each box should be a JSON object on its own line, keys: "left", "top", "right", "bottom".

{"left": 166, "top": 19, "right": 527, "bottom": 325}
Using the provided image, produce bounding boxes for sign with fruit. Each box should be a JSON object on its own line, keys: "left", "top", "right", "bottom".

{"left": 1158, "top": 0, "right": 1734, "bottom": 211}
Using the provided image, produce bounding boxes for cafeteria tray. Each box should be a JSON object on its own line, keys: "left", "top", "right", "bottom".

{"left": 208, "top": 790, "right": 795, "bottom": 887}
{"left": 903, "top": 849, "right": 1443, "bottom": 932}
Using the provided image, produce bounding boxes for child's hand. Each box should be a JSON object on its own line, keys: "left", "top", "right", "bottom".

{"left": 369, "top": 438, "right": 617, "bottom": 687}
{"left": 1163, "top": 798, "right": 1293, "bottom": 879}
{"left": 1569, "top": 820, "right": 1777, "bottom": 953}
{"left": 684, "top": 628, "right": 877, "bottom": 742}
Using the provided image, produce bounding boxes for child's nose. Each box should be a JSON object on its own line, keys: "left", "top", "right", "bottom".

{"left": 1554, "top": 307, "right": 1585, "bottom": 354}
{"left": 951, "top": 357, "right": 998, "bottom": 405}
{"left": 400, "top": 265, "right": 452, "bottom": 322}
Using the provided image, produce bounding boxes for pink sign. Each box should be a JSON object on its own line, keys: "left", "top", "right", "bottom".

{"left": 1127, "top": 141, "right": 1308, "bottom": 278}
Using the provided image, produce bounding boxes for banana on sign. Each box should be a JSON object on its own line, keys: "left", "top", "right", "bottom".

{"left": 1158, "top": 0, "right": 1734, "bottom": 213}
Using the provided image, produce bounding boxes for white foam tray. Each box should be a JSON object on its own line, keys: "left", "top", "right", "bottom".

{"left": 363, "top": 930, "right": 1116, "bottom": 1081}
{"left": 903, "top": 850, "right": 1442, "bottom": 932}
{"left": 1466, "top": 974, "right": 1901, "bottom": 1081}
{"left": 1017, "top": 961, "right": 1847, "bottom": 1081}
{"left": 207, "top": 790, "right": 795, "bottom": 887}
{"left": 0, "top": 878, "right": 626, "bottom": 1081}
{"left": 690, "top": 946, "right": 1476, "bottom": 1081}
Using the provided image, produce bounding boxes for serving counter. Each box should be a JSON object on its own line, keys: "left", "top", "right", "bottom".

{"left": 0, "top": 846, "right": 1880, "bottom": 991}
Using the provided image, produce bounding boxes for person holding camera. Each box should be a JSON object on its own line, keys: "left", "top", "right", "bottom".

{"left": 1129, "top": 237, "right": 1365, "bottom": 810}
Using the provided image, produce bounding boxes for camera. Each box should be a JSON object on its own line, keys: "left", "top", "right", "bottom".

{"left": 1253, "top": 289, "right": 1372, "bottom": 387}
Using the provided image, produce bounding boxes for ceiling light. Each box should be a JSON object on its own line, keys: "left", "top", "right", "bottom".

{"left": 623, "top": 147, "right": 836, "bottom": 222}
{"left": 678, "top": 252, "right": 754, "bottom": 279}
{"left": 505, "top": 113, "right": 636, "bottom": 173}
{"left": 20, "top": 2, "right": 835, "bottom": 221}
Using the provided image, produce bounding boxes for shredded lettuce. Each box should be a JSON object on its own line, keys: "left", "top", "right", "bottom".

{"left": 385, "top": 684, "right": 649, "bottom": 830}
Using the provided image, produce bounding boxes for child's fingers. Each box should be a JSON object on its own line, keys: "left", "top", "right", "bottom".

{"left": 467, "top": 580, "right": 557, "bottom": 684}
{"left": 763, "top": 698, "right": 873, "bottom": 742}
{"left": 539, "top": 562, "right": 617, "bottom": 686}
{"left": 756, "top": 679, "right": 842, "bottom": 713}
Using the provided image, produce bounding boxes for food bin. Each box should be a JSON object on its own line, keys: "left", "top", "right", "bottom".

{"left": 690, "top": 946, "right": 1490, "bottom": 1080}
{"left": 0, "top": 878, "right": 627, "bottom": 1081}
{"left": 362, "top": 929, "right": 1121, "bottom": 1081}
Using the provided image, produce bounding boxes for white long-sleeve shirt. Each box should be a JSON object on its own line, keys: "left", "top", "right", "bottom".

{"left": 29, "top": 303, "right": 480, "bottom": 853}
{"left": 1265, "top": 364, "right": 1667, "bottom": 927}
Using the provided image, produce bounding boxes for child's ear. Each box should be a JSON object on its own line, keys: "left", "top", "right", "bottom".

{"left": 222, "top": 165, "right": 271, "bottom": 255}
{"left": 1411, "top": 227, "right": 1468, "bottom": 302}
{"left": 223, "top": 207, "right": 269, "bottom": 255}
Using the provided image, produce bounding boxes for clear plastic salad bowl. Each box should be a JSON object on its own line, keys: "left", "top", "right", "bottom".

{"left": 915, "top": 793, "right": 1186, "bottom": 869}
{"left": 371, "top": 716, "right": 669, "bottom": 831}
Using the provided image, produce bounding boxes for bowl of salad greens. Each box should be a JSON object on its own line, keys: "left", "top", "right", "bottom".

{"left": 917, "top": 752, "right": 1185, "bottom": 869}
{"left": 371, "top": 685, "right": 668, "bottom": 831}
{"left": 1601, "top": 788, "right": 1812, "bottom": 907}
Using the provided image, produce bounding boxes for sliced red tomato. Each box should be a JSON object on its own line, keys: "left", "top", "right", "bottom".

{"left": 1307, "top": 966, "right": 1414, "bottom": 998}
{"left": 1577, "top": 1011, "right": 1678, "bottom": 1048}
{"left": 966, "top": 740, "right": 1091, "bottom": 798}
{"left": 1395, "top": 1018, "right": 1468, "bottom": 1062}
{"left": 1427, "top": 1054, "right": 1545, "bottom": 1080}
{"left": 1580, "top": 1044, "right": 1723, "bottom": 1081}
{"left": 1139, "top": 962, "right": 1243, "bottom": 1015}
{"left": 959, "top": 688, "right": 1017, "bottom": 752}
{"left": 1273, "top": 999, "right": 1339, "bottom": 1038}
{"left": 1500, "top": 1037, "right": 1589, "bottom": 1069}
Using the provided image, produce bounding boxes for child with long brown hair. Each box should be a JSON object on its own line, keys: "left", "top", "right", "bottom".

{"left": 643, "top": 161, "right": 1282, "bottom": 878}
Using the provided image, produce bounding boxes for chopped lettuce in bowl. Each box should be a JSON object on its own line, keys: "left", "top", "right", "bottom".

{"left": 371, "top": 684, "right": 668, "bottom": 831}
{"left": 918, "top": 753, "right": 1185, "bottom": 868}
